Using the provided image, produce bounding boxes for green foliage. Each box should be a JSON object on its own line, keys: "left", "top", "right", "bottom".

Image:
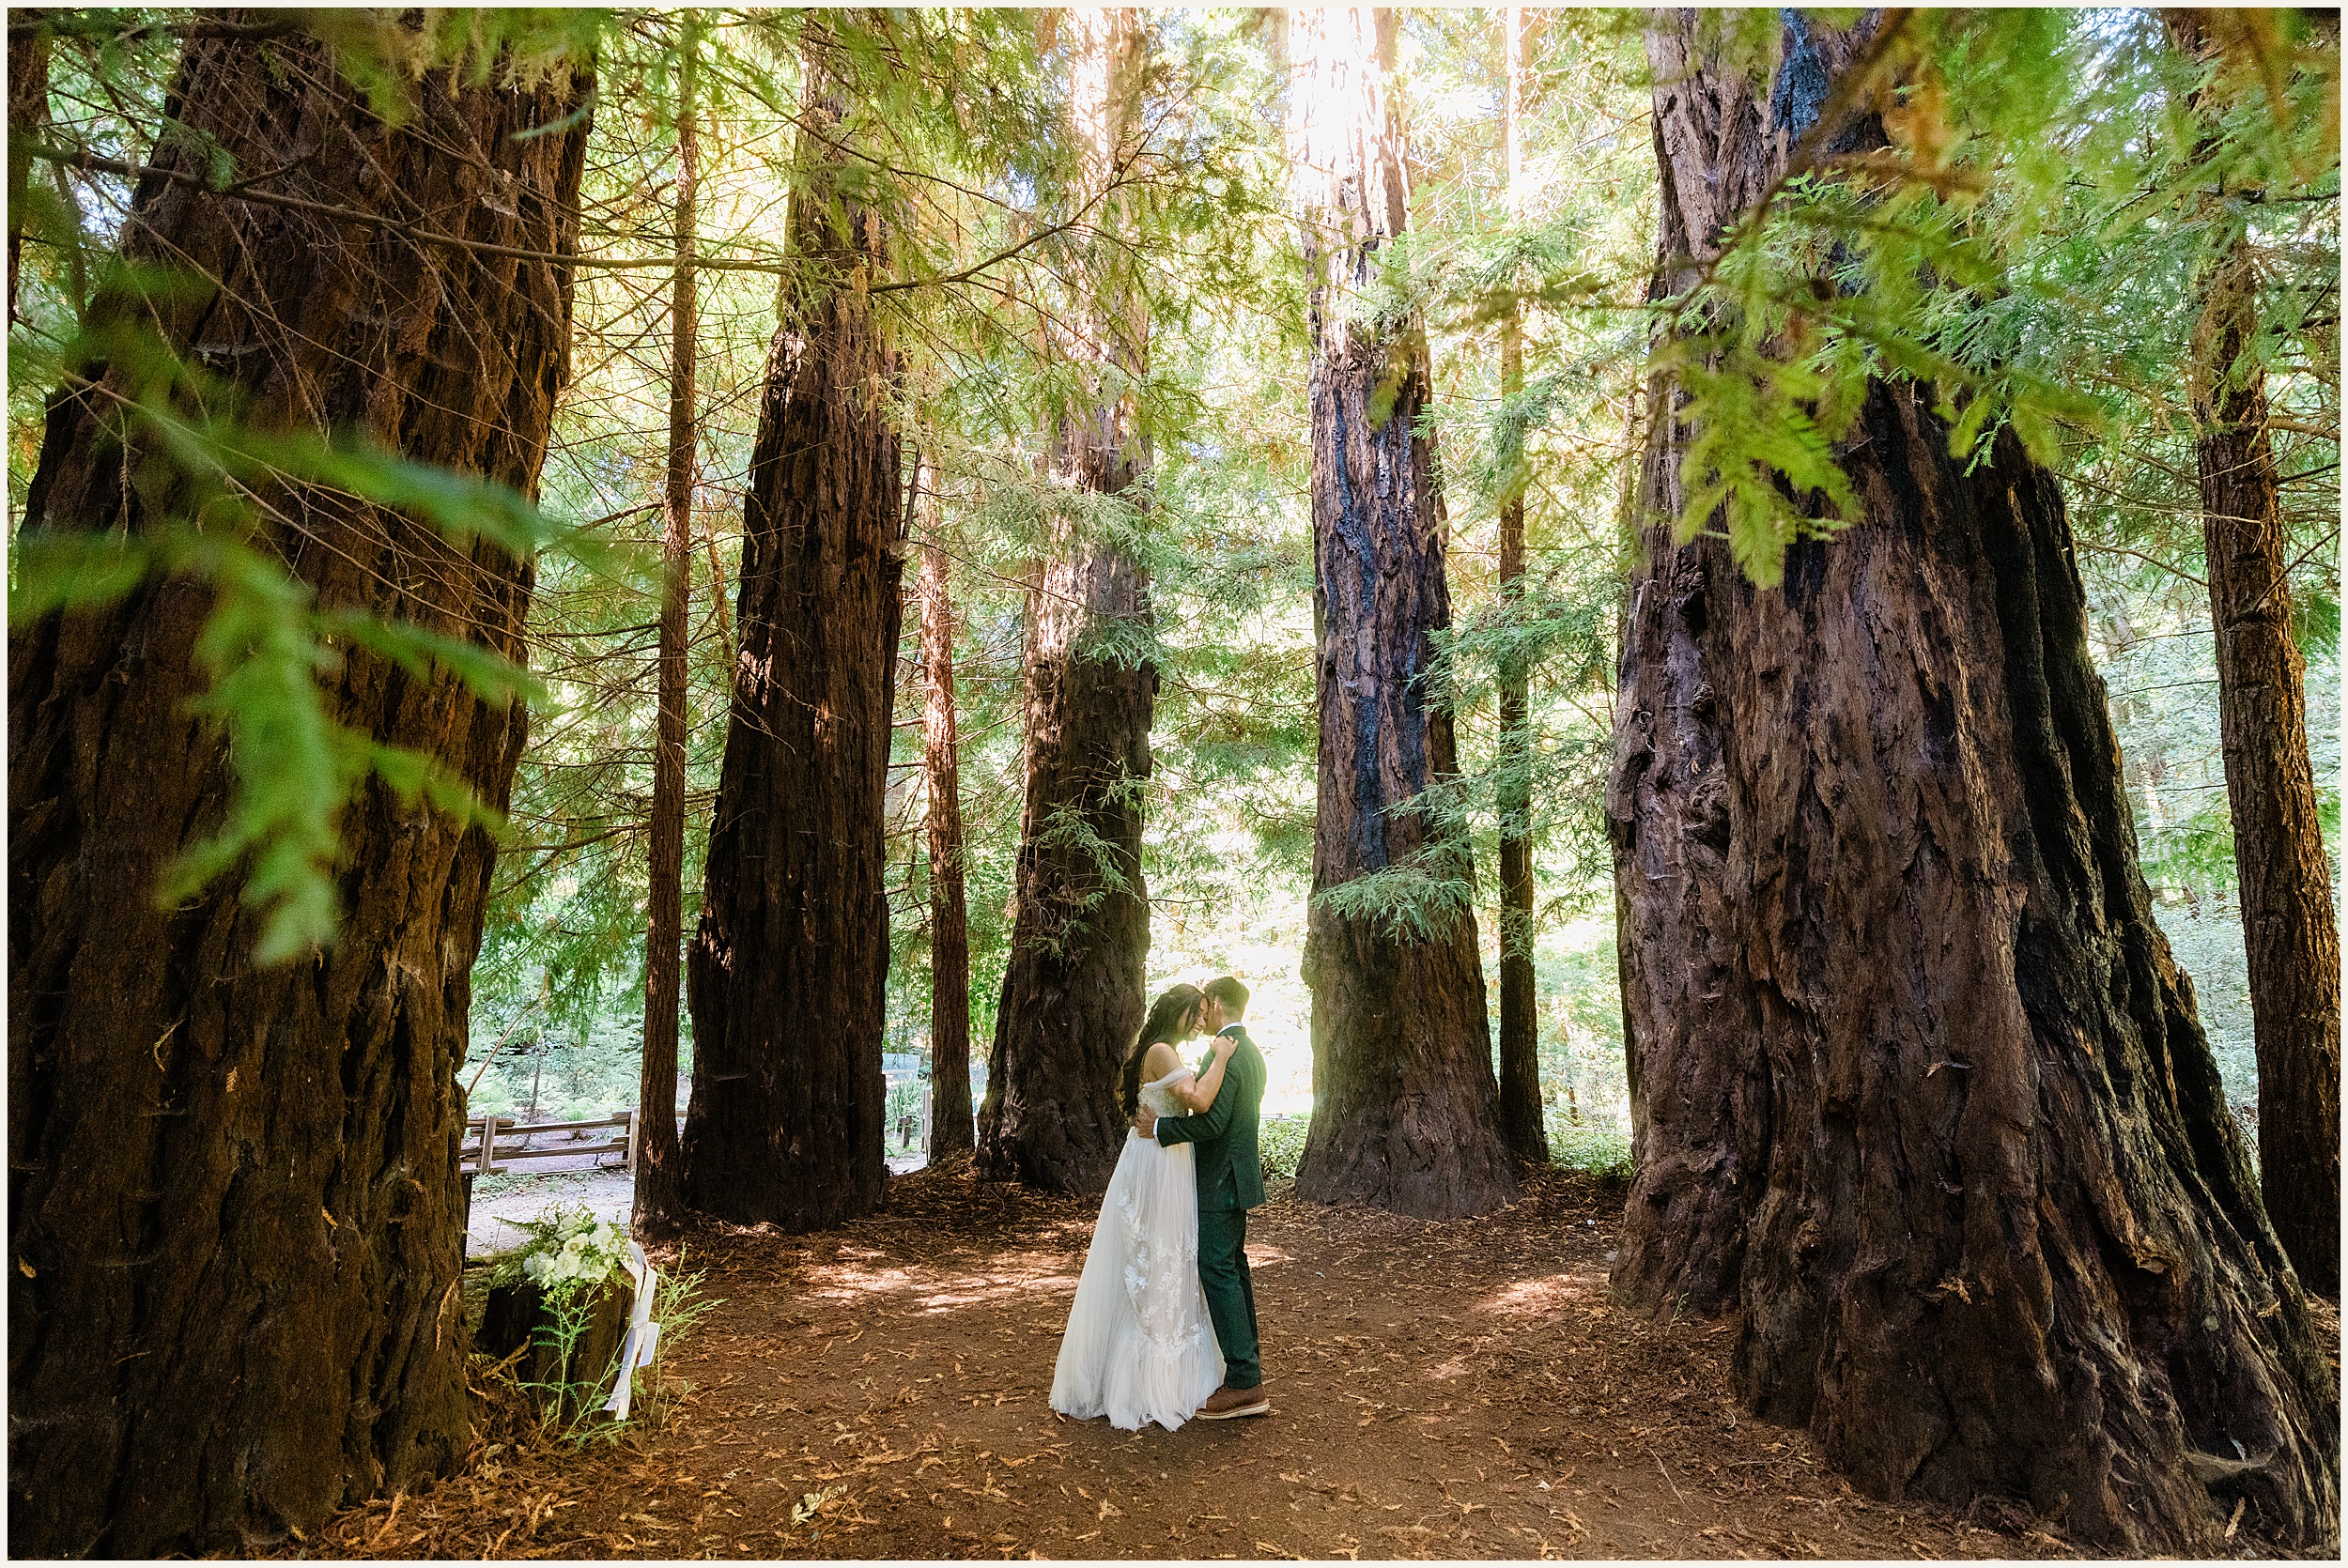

{"left": 1321, "top": 9, "right": 1656, "bottom": 979}
{"left": 2139, "top": 794, "right": 2241, "bottom": 900}
{"left": 1548, "top": 1118, "right": 1633, "bottom": 1182}
{"left": 1651, "top": 8, "right": 2337, "bottom": 587}
{"left": 1002, "top": 777, "right": 1147, "bottom": 965}
{"left": 9, "top": 362, "right": 574, "bottom": 959}
{"left": 1310, "top": 850, "right": 1478, "bottom": 945}
{"left": 1257, "top": 1113, "right": 1309, "bottom": 1182}
{"left": 469, "top": 1001, "right": 648, "bottom": 1125}
{"left": 636, "top": 1251, "right": 719, "bottom": 1422}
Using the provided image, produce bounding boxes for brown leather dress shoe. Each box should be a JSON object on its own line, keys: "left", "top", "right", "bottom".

{"left": 1196, "top": 1383, "right": 1270, "bottom": 1420}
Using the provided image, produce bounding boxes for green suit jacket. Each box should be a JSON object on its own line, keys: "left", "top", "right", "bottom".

{"left": 1156, "top": 1024, "right": 1266, "bottom": 1212}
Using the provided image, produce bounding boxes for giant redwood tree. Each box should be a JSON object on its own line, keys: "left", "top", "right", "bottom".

{"left": 1492, "top": 1, "right": 1546, "bottom": 1166}
{"left": 1608, "top": 10, "right": 2337, "bottom": 1550}
{"left": 635, "top": 23, "right": 698, "bottom": 1237}
{"left": 681, "top": 32, "right": 905, "bottom": 1231}
{"left": 918, "top": 478, "right": 977, "bottom": 1162}
{"left": 1290, "top": 6, "right": 1516, "bottom": 1221}
{"left": 2166, "top": 9, "right": 2340, "bottom": 1299}
{"left": 8, "top": 18, "right": 590, "bottom": 1556}
{"left": 978, "top": 7, "right": 1157, "bottom": 1194}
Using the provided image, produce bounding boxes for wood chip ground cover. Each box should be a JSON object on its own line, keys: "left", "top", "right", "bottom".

{"left": 279, "top": 1164, "right": 2096, "bottom": 1560}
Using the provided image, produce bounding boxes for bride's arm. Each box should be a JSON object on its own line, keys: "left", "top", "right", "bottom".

{"left": 1170, "top": 1038, "right": 1233, "bottom": 1113}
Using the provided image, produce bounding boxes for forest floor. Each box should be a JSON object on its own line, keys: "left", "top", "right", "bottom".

{"left": 290, "top": 1162, "right": 2085, "bottom": 1561}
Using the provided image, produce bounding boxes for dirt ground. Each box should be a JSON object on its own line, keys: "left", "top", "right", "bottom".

{"left": 298, "top": 1161, "right": 2095, "bottom": 1560}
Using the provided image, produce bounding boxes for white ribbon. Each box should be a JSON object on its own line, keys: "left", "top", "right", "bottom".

{"left": 599, "top": 1239, "right": 662, "bottom": 1420}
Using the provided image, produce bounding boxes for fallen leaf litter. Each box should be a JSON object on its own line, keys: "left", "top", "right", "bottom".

{"left": 269, "top": 1161, "right": 2106, "bottom": 1560}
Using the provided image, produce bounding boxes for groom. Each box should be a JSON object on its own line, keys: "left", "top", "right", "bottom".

{"left": 1135, "top": 975, "right": 1268, "bottom": 1419}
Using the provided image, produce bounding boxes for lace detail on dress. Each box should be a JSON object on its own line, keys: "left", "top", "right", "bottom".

{"left": 1137, "top": 1074, "right": 1186, "bottom": 1121}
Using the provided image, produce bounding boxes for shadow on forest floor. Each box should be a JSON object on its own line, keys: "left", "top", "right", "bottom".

{"left": 284, "top": 1163, "right": 2094, "bottom": 1560}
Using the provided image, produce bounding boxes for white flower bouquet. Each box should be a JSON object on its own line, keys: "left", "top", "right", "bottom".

{"left": 518, "top": 1210, "right": 631, "bottom": 1292}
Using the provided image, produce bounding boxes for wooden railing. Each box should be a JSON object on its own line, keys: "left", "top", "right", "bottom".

{"left": 460, "top": 1111, "right": 641, "bottom": 1176}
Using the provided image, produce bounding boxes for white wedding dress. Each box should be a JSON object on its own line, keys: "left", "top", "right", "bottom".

{"left": 1048, "top": 1067, "right": 1226, "bottom": 1431}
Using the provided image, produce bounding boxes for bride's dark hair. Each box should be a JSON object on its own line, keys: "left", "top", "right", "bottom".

{"left": 1119, "top": 984, "right": 1206, "bottom": 1117}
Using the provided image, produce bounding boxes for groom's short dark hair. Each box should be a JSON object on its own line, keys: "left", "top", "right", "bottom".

{"left": 1203, "top": 976, "right": 1250, "bottom": 1018}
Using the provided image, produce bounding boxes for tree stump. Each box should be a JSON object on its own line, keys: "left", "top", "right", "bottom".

{"left": 479, "top": 1276, "right": 631, "bottom": 1421}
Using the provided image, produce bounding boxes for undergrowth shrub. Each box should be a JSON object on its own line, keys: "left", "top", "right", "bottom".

{"left": 1548, "top": 1117, "right": 1633, "bottom": 1181}
{"left": 1259, "top": 1113, "right": 1310, "bottom": 1180}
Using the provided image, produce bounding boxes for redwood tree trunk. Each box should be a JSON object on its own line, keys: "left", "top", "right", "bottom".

{"left": 1495, "top": 538, "right": 1544, "bottom": 1164}
{"left": 2169, "top": 13, "right": 2341, "bottom": 1300}
{"left": 635, "top": 35, "right": 697, "bottom": 1237}
{"left": 1493, "top": 1, "right": 1545, "bottom": 1165}
{"left": 680, "top": 48, "right": 904, "bottom": 1231}
{"left": 919, "top": 500, "right": 976, "bottom": 1161}
{"left": 2188, "top": 238, "right": 2340, "bottom": 1299}
{"left": 1290, "top": 6, "right": 1517, "bottom": 1220}
{"left": 7, "top": 20, "right": 588, "bottom": 1557}
{"left": 1609, "top": 11, "right": 2337, "bottom": 1551}
{"left": 978, "top": 8, "right": 1155, "bottom": 1195}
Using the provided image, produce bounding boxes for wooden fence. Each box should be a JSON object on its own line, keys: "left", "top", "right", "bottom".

{"left": 459, "top": 1111, "right": 641, "bottom": 1176}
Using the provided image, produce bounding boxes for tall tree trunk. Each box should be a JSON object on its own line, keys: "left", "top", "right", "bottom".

{"left": 919, "top": 480, "right": 976, "bottom": 1161}
{"left": 8, "top": 8, "right": 49, "bottom": 324}
{"left": 2167, "top": 10, "right": 2340, "bottom": 1300}
{"left": 1493, "top": 1, "right": 1546, "bottom": 1164}
{"left": 2188, "top": 236, "right": 2341, "bottom": 1299}
{"left": 7, "top": 20, "right": 589, "bottom": 1556}
{"left": 1290, "top": 6, "right": 1517, "bottom": 1220}
{"left": 635, "top": 24, "right": 697, "bottom": 1237}
{"left": 978, "top": 7, "right": 1155, "bottom": 1195}
{"left": 1608, "top": 11, "right": 2337, "bottom": 1551}
{"left": 681, "top": 36, "right": 904, "bottom": 1231}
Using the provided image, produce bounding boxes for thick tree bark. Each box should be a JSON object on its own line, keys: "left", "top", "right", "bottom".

{"left": 2169, "top": 11, "right": 2341, "bottom": 1300}
{"left": 978, "top": 8, "right": 1155, "bottom": 1195}
{"left": 680, "top": 44, "right": 904, "bottom": 1231}
{"left": 1609, "top": 11, "right": 2338, "bottom": 1551}
{"left": 8, "top": 9, "right": 49, "bottom": 323}
{"left": 1493, "top": 1, "right": 1546, "bottom": 1165}
{"left": 635, "top": 34, "right": 696, "bottom": 1237}
{"left": 1290, "top": 7, "right": 1517, "bottom": 1220}
{"left": 919, "top": 489, "right": 976, "bottom": 1161}
{"left": 7, "top": 19, "right": 588, "bottom": 1557}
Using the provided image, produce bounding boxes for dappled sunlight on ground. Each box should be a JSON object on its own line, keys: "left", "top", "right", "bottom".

{"left": 1480, "top": 1270, "right": 1603, "bottom": 1319}
{"left": 904, "top": 1262, "right": 1085, "bottom": 1317}
{"left": 289, "top": 1163, "right": 2067, "bottom": 1561}
{"left": 803, "top": 1263, "right": 919, "bottom": 1299}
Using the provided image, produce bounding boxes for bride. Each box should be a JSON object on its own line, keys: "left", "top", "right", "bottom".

{"left": 1049, "top": 984, "right": 1237, "bottom": 1431}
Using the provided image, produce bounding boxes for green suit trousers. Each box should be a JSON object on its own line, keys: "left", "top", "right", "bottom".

{"left": 1197, "top": 1205, "right": 1259, "bottom": 1389}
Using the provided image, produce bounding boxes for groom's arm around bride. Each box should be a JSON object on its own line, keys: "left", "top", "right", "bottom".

{"left": 1135, "top": 976, "right": 1270, "bottom": 1416}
